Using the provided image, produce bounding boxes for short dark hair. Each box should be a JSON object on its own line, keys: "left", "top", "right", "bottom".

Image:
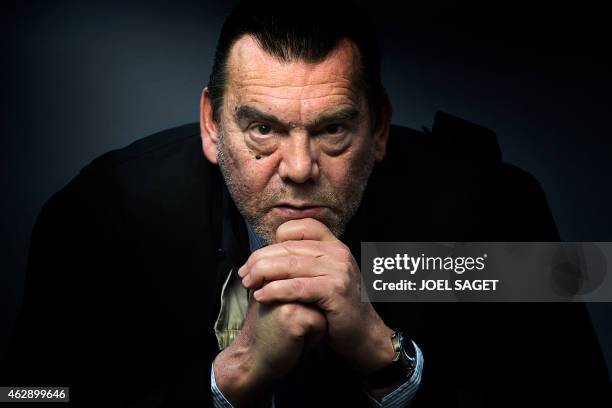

{"left": 207, "top": 0, "right": 386, "bottom": 124}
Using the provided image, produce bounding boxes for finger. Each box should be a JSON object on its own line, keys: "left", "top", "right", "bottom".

{"left": 253, "top": 276, "right": 332, "bottom": 306}
{"left": 242, "top": 254, "right": 328, "bottom": 289}
{"left": 301, "top": 306, "right": 327, "bottom": 350}
{"left": 275, "top": 218, "right": 338, "bottom": 244}
{"left": 279, "top": 303, "right": 327, "bottom": 340}
{"left": 238, "top": 240, "right": 327, "bottom": 277}
{"left": 238, "top": 245, "right": 289, "bottom": 277}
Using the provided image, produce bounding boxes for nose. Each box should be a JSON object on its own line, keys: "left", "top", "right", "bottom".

{"left": 278, "top": 132, "right": 319, "bottom": 183}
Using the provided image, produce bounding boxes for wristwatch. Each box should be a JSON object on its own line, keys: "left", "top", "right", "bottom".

{"left": 363, "top": 331, "right": 417, "bottom": 389}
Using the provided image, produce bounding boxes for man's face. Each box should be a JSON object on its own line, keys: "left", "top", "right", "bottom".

{"left": 205, "top": 35, "right": 389, "bottom": 244}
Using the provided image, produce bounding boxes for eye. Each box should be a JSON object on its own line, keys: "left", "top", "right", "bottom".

{"left": 253, "top": 124, "right": 272, "bottom": 135}
{"left": 325, "top": 124, "right": 345, "bottom": 135}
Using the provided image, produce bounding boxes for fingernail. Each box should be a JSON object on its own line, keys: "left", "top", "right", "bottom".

{"left": 238, "top": 266, "right": 246, "bottom": 277}
{"left": 254, "top": 289, "right": 263, "bottom": 300}
{"left": 242, "top": 274, "right": 251, "bottom": 287}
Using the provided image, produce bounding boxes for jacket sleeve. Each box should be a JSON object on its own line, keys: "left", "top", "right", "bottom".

{"left": 375, "top": 163, "right": 610, "bottom": 407}
{"left": 490, "top": 164, "right": 610, "bottom": 406}
{"left": 3, "top": 169, "right": 218, "bottom": 407}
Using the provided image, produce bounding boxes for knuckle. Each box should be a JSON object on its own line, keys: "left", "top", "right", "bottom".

{"left": 251, "top": 257, "right": 269, "bottom": 273}
{"left": 291, "top": 307, "right": 318, "bottom": 338}
{"left": 287, "top": 254, "right": 299, "bottom": 272}
{"left": 278, "top": 303, "right": 298, "bottom": 320}
{"left": 257, "top": 257, "right": 278, "bottom": 276}
{"left": 338, "top": 259, "right": 352, "bottom": 275}
{"left": 290, "top": 278, "right": 305, "bottom": 297}
{"left": 331, "top": 276, "right": 350, "bottom": 296}
{"left": 289, "top": 324, "right": 306, "bottom": 338}
{"left": 306, "top": 310, "right": 326, "bottom": 332}
{"left": 337, "top": 245, "right": 353, "bottom": 263}
{"left": 246, "top": 250, "right": 262, "bottom": 269}
{"left": 248, "top": 259, "right": 266, "bottom": 282}
{"left": 331, "top": 245, "right": 354, "bottom": 268}
{"left": 332, "top": 258, "right": 353, "bottom": 284}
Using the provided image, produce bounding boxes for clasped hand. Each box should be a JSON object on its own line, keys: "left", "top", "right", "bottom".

{"left": 238, "top": 217, "right": 393, "bottom": 374}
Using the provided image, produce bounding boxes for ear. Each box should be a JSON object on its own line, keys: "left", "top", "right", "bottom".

{"left": 200, "top": 87, "right": 220, "bottom": 164}
{"left": 372, "top": 95, "right": 392, "bottom": 162}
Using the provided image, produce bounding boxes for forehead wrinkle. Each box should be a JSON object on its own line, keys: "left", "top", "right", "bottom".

{"left": 231, "top": 61, "right": 353, "bottom": 87}
{"left": 238, "top": 77, "right": 353, "bottom": 88}
{"left": 231, "top": 76, "right": 360, "bottom": 113}
{"left": 237, "top": 84, "right": 355, "bottom": 96}
{"left": 235, "top": 89, "right": 359, "bottom": 111}
{"left": 233, "top": 52, "right": 357, "bottom": 83}
{"left": 240, "top": 92, "right": 358, "bottom": 102}
{"left": 235, "top": 81, "right": 359, "bottom": 108}
{"left": 236, "top": 78, "right": 356, "bottom": 95}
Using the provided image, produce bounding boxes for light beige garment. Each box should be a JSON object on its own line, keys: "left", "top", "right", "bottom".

{"left": 213, "top": 268, "right": 249, "bottom": 350}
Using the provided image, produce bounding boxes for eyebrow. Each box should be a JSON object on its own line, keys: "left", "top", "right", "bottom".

{"left": 234, "top": 105, "right": 360, "bottom": 131}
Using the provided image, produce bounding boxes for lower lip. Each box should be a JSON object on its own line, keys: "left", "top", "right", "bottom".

{"left": 272, "top": 206, "right": 328, "bottom": 218}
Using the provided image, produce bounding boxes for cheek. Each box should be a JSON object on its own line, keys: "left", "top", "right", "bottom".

{"left": 319, "top": 142, "right": 374, "bottom": 195}
{"left": 319, "top": 154, "right": 355, "bottom": 190}
{"left": 223, "top": 131, "right": 278, "bottom": 192}
{"left": 244, "top": 161, "right": 278, "bottom": 193}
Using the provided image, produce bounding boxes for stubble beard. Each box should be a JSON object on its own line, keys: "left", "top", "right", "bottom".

{"left": 216, "top": 129, "right": 376, "bottom": 245}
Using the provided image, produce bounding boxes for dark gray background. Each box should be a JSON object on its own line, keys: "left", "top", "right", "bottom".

{"left": 2, "top": 0, "right": 611, "bottom": 380}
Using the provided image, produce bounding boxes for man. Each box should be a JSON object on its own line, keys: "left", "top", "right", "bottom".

{"left": 4, "top": 0, "right": 609, "bottom": 407}
{"left": 200, "top": 3, "right": 424, "bottom": 406}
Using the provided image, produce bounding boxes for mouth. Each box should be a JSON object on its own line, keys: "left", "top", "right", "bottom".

{"left": 272, "top": 203, "right": 329, "bottom": 219}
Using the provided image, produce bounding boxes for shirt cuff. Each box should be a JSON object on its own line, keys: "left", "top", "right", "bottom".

{"left": 365, "top": 340, "right": 424, "bottom": 408}
{"left": 211, "top": 363, "right": 235, "bottom": 408}
{"left": 211, "top": 363, "right": 275, "bottom": 408}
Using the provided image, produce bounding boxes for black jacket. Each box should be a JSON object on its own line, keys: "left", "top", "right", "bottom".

{"left": 4, "top": 112, "right": 609, "bottom": 407}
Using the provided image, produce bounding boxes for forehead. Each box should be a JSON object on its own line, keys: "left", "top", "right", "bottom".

{"left": 224, "top": 35, "right": 364, "bottom": 116}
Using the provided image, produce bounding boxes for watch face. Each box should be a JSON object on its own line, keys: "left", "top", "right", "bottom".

{"left": 399, "top": 334, "right": 417, "bottom": 367}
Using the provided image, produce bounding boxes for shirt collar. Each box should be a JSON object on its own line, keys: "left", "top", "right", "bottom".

{"left": 245, "top": 221, "right": 268, "bottom": 253}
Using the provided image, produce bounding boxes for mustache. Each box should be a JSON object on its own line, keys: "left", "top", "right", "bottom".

{"left": 260, "top": 185, "right": 341, "bottom": 208}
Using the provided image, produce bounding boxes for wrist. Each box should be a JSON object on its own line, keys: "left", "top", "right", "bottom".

{"left": 363, "top": 331, "right": 417, "bottom": 392}
{"left": 213, "top": 343, "right": 273, "bottom": 407}
{"left": 362, "top": 324, "right": 397, "bottom": 374}
{"left": 346, "top": 315, "right": 396, "bottom": 374}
